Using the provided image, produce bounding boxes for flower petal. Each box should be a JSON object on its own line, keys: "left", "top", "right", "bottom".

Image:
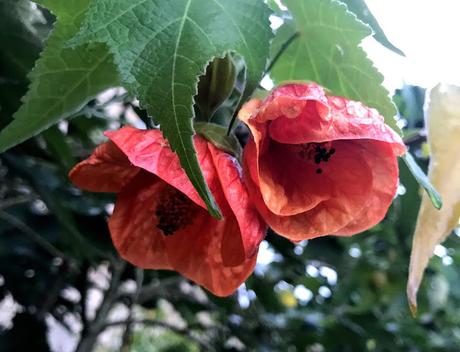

{"left": 244, "top": 140, "right": 375, "bottom": 241}
{"left": 109, "top": 173, "right": 171, "bottom": 269}
{"left": 163, "top": 217, "right": 257, "bottom": 296}
{"left": 254, "top": 138, "right": 334, "bottom": 216}
{"left": 69, "top": 141, "right": 139, "bottom": 193}
{"left": 109, "top": 172, "right": 256, "bottom": 297}
{"left": 240, "top": 83, "right": 405, "bottom": 241}
{"left": 105, "top": 126, "right": 222, "bottom": 209}
{"left": 261, "top": 84, "right": 405, "bottom": 155}
{"left": 257, "top": 83, "right": 329, "bottom": 124}
{"left": 208, "top": 143, "right": 267, "bottom": 259}
{"left": 332, "top": 141, "right": 399, "bottom": 235}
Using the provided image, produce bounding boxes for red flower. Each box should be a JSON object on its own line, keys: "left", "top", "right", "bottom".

{"left": 69, "top": 126, "right": 266, "bottom": 296}
{"left": 239, "top": 83, "right": 406, "bottom": 241}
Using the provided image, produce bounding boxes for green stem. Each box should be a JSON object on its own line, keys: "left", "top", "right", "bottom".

{"left": 264, "top": 31, "right": 300, "bottom": 75}
{"left": 226, "top": 31, "right": 300, "bottom": 135}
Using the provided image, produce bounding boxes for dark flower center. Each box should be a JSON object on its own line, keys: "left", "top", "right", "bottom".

{"left": 155, "top": 187, "right": 197, "bottom": 236}
{"left": 298, "top": 142, "right": 335, "bottom": 174}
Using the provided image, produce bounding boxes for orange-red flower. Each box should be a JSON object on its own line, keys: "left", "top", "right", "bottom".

{"left": 69, "top": 126, "right": 266, "bottom": 296}
{"left": 239, "top": 83, "right": 406, "bottom": 241}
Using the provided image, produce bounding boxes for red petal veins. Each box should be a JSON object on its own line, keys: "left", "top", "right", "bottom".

{"left": 208, "top": 143, "right": 267, "bottom": 260}
{"left": 244, "top": 141, "right": 374, "bottom": 241}
{"left": 69, "top": 126, "right": 265, "bottom": 296}
{"left": 109, "top": 173, "right": 172, "bottom": 270}
{"left": 109, "top": 172, "right": 256, "bottom": 297}
{"left": 105, "top": 126, "right": 222, "bottom": 209}
{"left": 69, "top": 141, "right": 140, "bottom": 193}
{"left": 256, "top": 83, "right": 405, "bottom": 156}
{"left": 255, "top": 139, "right": 333, "bottom": 216}
{"left": 332, "top": 141, "right": 399, "bottom": 235}
{"left": 240, "top": 82, "right": 406, "bottom": 240}
{"left": 257, "top": 83, "right": 329, "bottom": 124}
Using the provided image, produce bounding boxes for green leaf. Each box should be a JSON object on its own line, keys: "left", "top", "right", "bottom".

{"left": 69, "top": 0, "right": 273, "bottom": 218}
{"left": 0, "top": 0, "right": 48, "bottom": 127}
{"left": 271, "top": 0, "right": 400, "bottom": 133}
{"left": 0, "top": 0, "right": 120, "bottom": 154}
{"left": 195, "top": 54, "right": 236, "bottom": 121}
{"left": 342, "top": 0, "right": 405, "bottom": 56}
{"left": 0, "top": 0, "right": 45, "bottom": 78}
{"left": 402, "top": 152, "right": 442, "bottom": 210}
{"left": 194, "top": 122, "right": 241, "bottom": 157}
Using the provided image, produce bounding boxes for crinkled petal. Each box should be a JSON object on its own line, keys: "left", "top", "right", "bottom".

{"left": 241, "top": 98, "right": 332, "bottom": 216}
{"left": 257, "top": 83, "right": 329, "bottom": 124}
{"left": 109, "top": 172, "right": 256, "bottom": 297}
{"left": 208, "top": 143, "right": 267, "bottom": 259}
{"left": 105, "top": 126, "right": 222, "bottom": 209}
{"left": 69, "top": 141, "right": 139, "bottom": 193}
{"left": 260, "top": 84, "right": 405, "bottom": 155}
{"left": 324, "top": 95, "right": 406, "bottom": 155}
{"left": 240, "top": 83, "right": 404, "bottom": 241}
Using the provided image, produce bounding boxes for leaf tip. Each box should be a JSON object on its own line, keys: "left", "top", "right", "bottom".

{"left": 208, "top": 202, "right": 223, "bottom": 220}
{"left": 430, "top": 193, "right": 443, "bottom": 210}
{"left": 409, "top": 301, "right": 418, "bottom": 318}
{"left": 402, "top": 152, "right": 443, "bottom": 210}
{"left": 407, "top": 283, "right": 418, "bottom": 318}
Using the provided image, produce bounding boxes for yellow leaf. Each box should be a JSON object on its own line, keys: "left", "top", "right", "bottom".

{"left": 407, "top": 84, "right": 460, "bottom": 316}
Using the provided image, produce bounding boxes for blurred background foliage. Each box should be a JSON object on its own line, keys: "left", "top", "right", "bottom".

{"left": 1, "top": 1, "right": 460, "bottom": 352}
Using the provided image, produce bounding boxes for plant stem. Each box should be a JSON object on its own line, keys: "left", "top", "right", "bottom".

{"left": 103, "top": 319, "right": 212, "bottom": 350}
{"left": 120, "top": 268, "right": 144, "bottom": 352}
{"left": 37, "top": 261, "right": 69, "bottom": 320}
{"left": 0, "top": 210, "right": 67, "bottom": 260}
{"left": 264, "top": 31, "right": 300, "bottom": 75}
{"left": 75, "top": 259, "right": 126, "bottom": 352}
{"left": 0, "top": 195, "right": 35, "bottom": 210}
{"left": 226, "top": 31, "right": 300, "bottom": 135}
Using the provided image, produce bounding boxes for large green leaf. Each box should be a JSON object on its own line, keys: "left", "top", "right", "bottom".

{"left": 69, "top": 0, "right": 273, "bottom": 217}
{"left": 271, "top": 0, "right": 399, "bottom": 133}
{"left": 0, "top": 0, "right": 119, "bottom": 153}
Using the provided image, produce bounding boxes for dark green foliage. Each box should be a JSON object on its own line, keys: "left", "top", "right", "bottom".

{"left": 0, "top": 2, "right": 458, "bottom": 352}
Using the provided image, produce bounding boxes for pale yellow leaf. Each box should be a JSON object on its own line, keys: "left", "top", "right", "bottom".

{"left": 407, "top": 84, "right": 460, "bottom": 315}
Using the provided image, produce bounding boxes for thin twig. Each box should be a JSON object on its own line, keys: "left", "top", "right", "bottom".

{"left": 133, "top": 277, "right": 215, "bottom": 310}
{"left": 103, "top": 319, "right": 212, "bottom": 350}
{"left": 37, "top": 261, "right": 69, "bottom": 320}
{"left": 77, "top": 262, "right": 90, "bottom": 332}
{"left": 135, "top": 276, "right": 183, "bottom": 303}
{"left": 226, "top": 31, "right": 301, "bottom": 135}
{"left": 103, "top": 318, "right": 187, "bottom": 330}
{"left": 0, "top": 195, "right": 35, "bottom": 210}
{"left": 75, "top": 259, "right": 126, "bottom": 352}
{"left": 120, "top": 268, "right": 144, "bottom": 351}
{"left": 0, "top": 210, "right": 66, "bottom": 259}
{"left": 403, "top": 130, "right": 426, "bottom": 145}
